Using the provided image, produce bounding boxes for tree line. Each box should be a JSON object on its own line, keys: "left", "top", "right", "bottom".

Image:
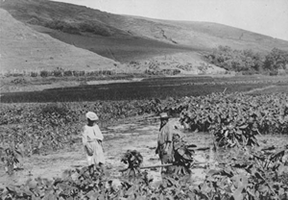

{"left": 205, "top": 46, "right": 288, "bottom": 75}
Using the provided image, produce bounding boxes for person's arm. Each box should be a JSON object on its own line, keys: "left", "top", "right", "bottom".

{"left": 94, "top": 125, "right": 104, "bottom": 141}
{"left": 164, "top": 123, "right": 173, "bottom": 153}
{"left": 81, "top": 126, "right": 87, "bottom": 146}
{"left": 164, "top": 141, "right": 172, "bottom": 153}
{"left": 155, "top": 141, "right": 160, "bottom": 154}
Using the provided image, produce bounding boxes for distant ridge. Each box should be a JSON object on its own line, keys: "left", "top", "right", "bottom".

{"left": 0, "top": 0, "right": 288, "bottom": 70}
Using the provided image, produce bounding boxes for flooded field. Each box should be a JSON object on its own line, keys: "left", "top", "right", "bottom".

{"left": 0, "top": 116, "right": 212, "bottom": 188}
{"left": 2, "top": 76, "right": 288, "bottom": 102}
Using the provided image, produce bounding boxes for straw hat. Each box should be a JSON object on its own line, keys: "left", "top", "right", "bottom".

{"left": 86, "top": 111, "right": 99, "bottom": 121}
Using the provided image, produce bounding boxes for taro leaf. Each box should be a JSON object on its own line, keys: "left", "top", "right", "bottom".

{"left": 6, "top": 186, "right": 16, "bottom": 194}
{"left": 277, "top": 164, "right": 287, "bottom": 175}
{"left": 137, "top": 196, "right": 148, "bottom": 200}
{"left": 15, "top": 148, "right": 23, "bottom": 157}
{"left": 270, "top": 149, "right": 285, "bottom": 162}
{"left": 233, "top": 187, "right": 243, "bottom": 200}
{"left": 42, "top": 192, "right": 57, "bottom": 200}
{"left": 126, "top": 186, "right": 136, "bottom": 197}
{"left": 261, "top": 146, "right": 276, "bottom": 151}
{"left": 279, "top": 188, "right": 285, "bottom": 196}
{"left": 86, "top": 191, "right": 98, "bottom": 199}
{"left": 98, "top": 193, "right": 106, "bottom": 200}
{"left": 219, "top": 169, "right": 234, "bottom": 178}
{"left": 22, "top": 186, "right": 34, "bottom": 197}
{"left": 194, "top": 188, "right": 210, "bottom": 200}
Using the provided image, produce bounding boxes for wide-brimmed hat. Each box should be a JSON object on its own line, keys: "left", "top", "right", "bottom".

{"left": 86, "top": 111, "right": 99, "bottom": 121}
{"left": 160, "top": 112, "right": 169, "bottom": 119}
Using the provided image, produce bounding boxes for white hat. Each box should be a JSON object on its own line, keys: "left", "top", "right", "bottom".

{"left": 160, "top": 112, "right": 169, "bottom": 119}
{"left": 86, "top": 111, "right": 99, "bottom": 121}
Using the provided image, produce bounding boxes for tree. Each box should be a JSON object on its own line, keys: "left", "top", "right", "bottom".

{"left": 264, "top": 48, "right": 288, "bottom": 71}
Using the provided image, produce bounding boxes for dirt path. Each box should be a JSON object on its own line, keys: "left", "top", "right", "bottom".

{"left": 243, "top": 85, "right": 277, "bottom": 94}
{"left": 0, "top": 117, "right": 213, "bottom": 188}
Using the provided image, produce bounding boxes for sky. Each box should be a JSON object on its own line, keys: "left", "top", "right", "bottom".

{"left": 52, "top": 0, "right": 288, "bottom": 41}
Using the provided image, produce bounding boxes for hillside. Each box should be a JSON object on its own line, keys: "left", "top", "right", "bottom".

{"left": 0, "top": 8, "right": 121, "bottom": 74}
{"left": 1, "top": 0, "right": 288, "bottom": 65}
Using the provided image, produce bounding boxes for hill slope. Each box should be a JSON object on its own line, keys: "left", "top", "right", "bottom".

{"left": 1, "top": 0, "right": 288, "bottom": 65}
{"left": 0, "top": 8, "right": 120, "bottom": 74}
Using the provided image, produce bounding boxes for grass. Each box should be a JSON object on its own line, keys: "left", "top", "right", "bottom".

{"left": 1, "top": 0, "right": 288, "bottom": 67}
{"left": 31, "top": 25, "right": 192, "bottom": 63}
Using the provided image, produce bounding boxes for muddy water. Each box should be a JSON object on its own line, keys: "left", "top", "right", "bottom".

{"left": 0, "top": 117, "right": 213, "bottom": 188}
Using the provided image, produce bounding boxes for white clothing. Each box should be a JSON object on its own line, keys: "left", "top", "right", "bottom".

{"left": 82, "top": 124, "right": 105, "bottom": 165}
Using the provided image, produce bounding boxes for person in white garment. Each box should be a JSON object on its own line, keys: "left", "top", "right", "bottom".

{"left": 81, "top": 111, "right": 105, "bottom": 169}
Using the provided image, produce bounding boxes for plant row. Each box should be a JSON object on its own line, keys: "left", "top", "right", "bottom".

{"left": 1, "top": 145, "right": 287, "bottom": 200}
{"left": 2, "top": 69, "right": 116, "bottom": 78}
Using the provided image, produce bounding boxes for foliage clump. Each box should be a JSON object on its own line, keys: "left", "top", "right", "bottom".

{"left": 205, "top": 46, "right": 288, "bottom": 75}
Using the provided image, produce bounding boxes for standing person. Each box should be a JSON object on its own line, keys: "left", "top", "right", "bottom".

{"left": 155, "top": 112, "right": 174, "bottom": 173}
{"left": 81, "top": 111, "right": 105, "bottom": 170}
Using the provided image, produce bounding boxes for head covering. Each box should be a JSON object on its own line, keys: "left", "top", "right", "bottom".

{"left": 86, "top": 111, "right": 99, "bottom": 121}
{"left": 160, "top": 112, "right": 169, "bottom": 119}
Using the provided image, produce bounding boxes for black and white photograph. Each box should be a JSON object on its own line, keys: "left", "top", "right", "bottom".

{"left": 0, "top": 0, "right": 288, "bottom": 199}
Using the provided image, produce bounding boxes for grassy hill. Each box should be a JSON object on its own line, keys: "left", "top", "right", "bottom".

{"left": 0, "top": 8, "right": 122, "bottom": 74}
{"left": 0, "top": 0, "right": 287, "bottom": 74}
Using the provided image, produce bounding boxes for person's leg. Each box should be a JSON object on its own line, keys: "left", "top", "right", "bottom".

{"left": 159, "top": 152, "right": 165, "bottom": 174}
{"left": 87, "top": 155, "right": 94, "bottom": 167}
{"left": 98, "top": 162, "right": 104, "bottom": 173}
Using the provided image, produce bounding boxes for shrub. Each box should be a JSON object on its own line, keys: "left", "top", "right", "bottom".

{"left": 144, "top": 69, "right": 159, "bottom": 75}
{"left": 242, "top": 70, "right": 256, "bottom": 75}
{"left": 172, "top": 69, "right": 181, "bottom": 75}
{"left": 30, "top": 72, "right": 38, "bottom": 77}
{"left": 73, "top": 71, "right": 85, "bottom": 77}
{"left": 11, "top": 73, "right": 24, "bottom": 77}
{"left": 86, "top": 71, "right": 100, "bottom": 76}
{"left": 269, "top": 70, "right": 278, "bottom": 76}
{"left": 3, "top": 72, "right": 24, "bottom": 77}
{"left": 101, "top": 70, "right": 114, "bottom": 76}
{"left": 63, "top": 70, "right": 73, "bottom": 77}
{"left": 52, "top": 70, "right": 63, "bottom": 77}
{"left": 40, "top": 70, "right": 50, "bottom": 77}
{"left": 160, "top": 69, "right": 181, "bottom": 76}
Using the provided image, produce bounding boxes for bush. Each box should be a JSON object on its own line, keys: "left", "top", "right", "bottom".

{"left": 11, "top": 73, "right": 24, "bottom": 77}
{"left": 4, "top": 72, "right": 24, "bottom": 77}
{"left": 144, "top": 69, "right": 161, "bottom": 75}
{"left": 205, "top": 46, "right": 288, "bottom": 76}
{"left": 172, "top": 69, "right": 181, "bottom": 75}
{"left": 101, "top": 70, "right": 114, "bottom": 76}
{"left": 63, "top": 70, "right": 73, "bottom": 77}
{"left": 86, "top": 71, "right": 100, "bottom": 76}
{"left": 30, "top": 72, "right": 38, "bottom": 77}
{"left": 242, "top": 70, "right": 257, "bottom": 75}
{"left": 52, "top": 70, "right": 63, "bottom": 77}
{"left": 40, "top": 70, "right": 50, "bottom": 77}
{"left": 73, "top": 71, "right": 85, "bottom": 77}
{"left": 160, "top": 69, "right": 181, "bottom": 76}
{"left": 269, "top": 70, "right": 278, "bottom": 76}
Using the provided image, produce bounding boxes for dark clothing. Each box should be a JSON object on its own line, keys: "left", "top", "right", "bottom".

{"left": 157, "top": 120, "right": 174, "bottom": 164}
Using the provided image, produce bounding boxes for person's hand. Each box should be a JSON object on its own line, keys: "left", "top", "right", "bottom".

{"left": 163, "top": 149, "right": 168, "bottom": 155}
{"left": 155, "top": 147, "right": 159, "bottom": 154}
